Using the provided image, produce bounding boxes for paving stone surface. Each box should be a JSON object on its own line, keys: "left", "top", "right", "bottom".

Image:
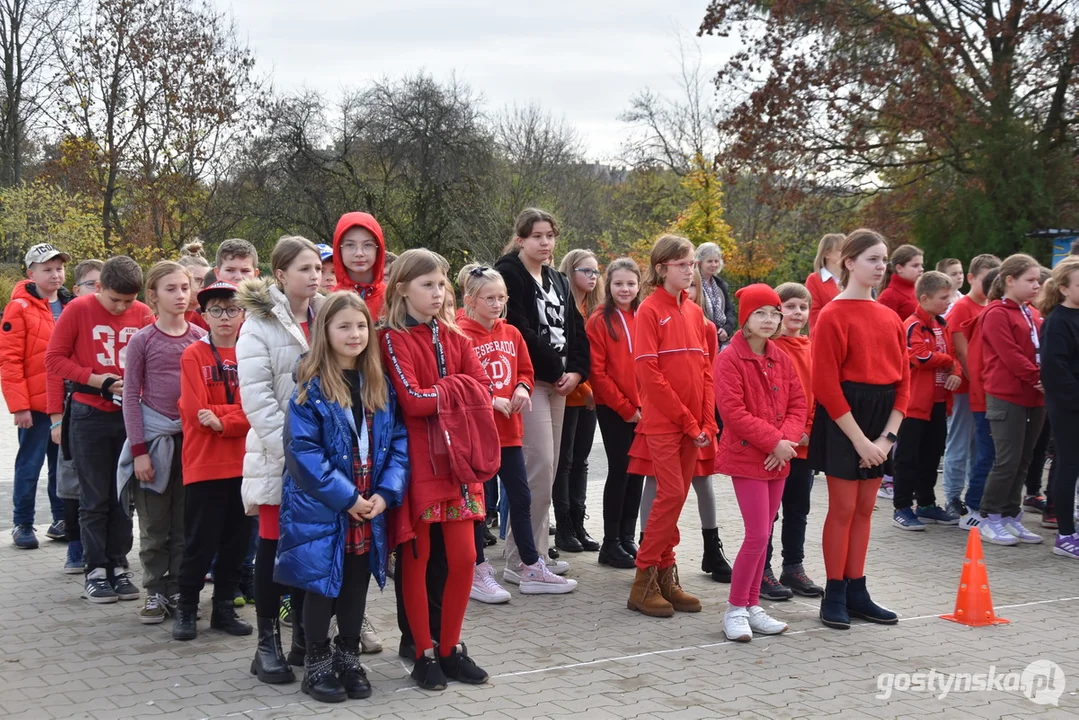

{"left": 0, "top": 394, "right": 1075, "bottom": 718}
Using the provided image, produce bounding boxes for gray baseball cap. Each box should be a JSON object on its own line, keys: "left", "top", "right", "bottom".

{"left": 24, "top": 243, "right": 71, "bottom": 269}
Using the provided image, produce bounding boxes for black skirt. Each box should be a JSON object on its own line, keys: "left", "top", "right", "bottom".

{"left": 808, "top": 381, "right": 896, "bottom": 481}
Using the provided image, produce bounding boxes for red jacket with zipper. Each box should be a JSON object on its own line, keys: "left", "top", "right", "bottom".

{"left": 585, "top": 307, "right": 639, "bottom": 422}
{"left": 903, "top": 306, "right": 959, "bottom": 421}
{"left": 459, "top": 316, "right": 534, "bottom": 447}
{"left": 979, "top": 298, "right": 1044, "bottom": 408}
{"left": 1, "top": 281, "right": 73, "bottom": 414}
{"left": 773, "top": 334, "right": 813, "bottom": 460}
{"left": 713, "top": 332, "right": 807, "bottom": 480}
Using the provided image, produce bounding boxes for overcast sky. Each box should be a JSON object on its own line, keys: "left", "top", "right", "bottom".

{"left": 219, "top": 0, "right": 736, "bottom": 161}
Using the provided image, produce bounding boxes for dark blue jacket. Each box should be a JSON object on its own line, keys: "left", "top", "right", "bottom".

{"left": 275, "top": 373, "right": 409, "bottom": 596}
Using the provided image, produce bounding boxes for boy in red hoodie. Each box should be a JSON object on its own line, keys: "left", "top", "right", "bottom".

{"left": 2, "top": 243, "right": 73, "bottom": 548}
{"left": 892, "top": 272, "right": 962, "bottom": 530}
{"left": 332, "top": 212, "right": 387, "bottom": 319}
{"left": 173, "top": 281, "right": 253, "bottom": 640}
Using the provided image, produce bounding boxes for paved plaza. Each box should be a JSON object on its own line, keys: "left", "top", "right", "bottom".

{"left": 0, "top": 394, "right": 1076, "bottom": 719}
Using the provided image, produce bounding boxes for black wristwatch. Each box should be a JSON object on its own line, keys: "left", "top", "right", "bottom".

{"left": 880, "top": 432, "right": 898, "bottom": 443}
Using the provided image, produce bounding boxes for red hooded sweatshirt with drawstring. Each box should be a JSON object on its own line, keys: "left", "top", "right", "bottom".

{"left": 332, "top": 212, "right": 387, "bottom": 319}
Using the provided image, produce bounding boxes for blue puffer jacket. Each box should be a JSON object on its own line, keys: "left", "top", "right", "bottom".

{"left": 275, "top": 373, "right": 409, "bottom": 597}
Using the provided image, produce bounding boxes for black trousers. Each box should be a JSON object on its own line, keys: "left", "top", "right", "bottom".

{"left": 64, "top": 498, "right": 81, "bottom": 542}
{"left": 1025, "top": 417, "right": 1052, "bottom": 497}
{"left": 893, "top": 402, "right": 948, "bottom": 510}
{"left": 597, "top": 405, "right": 643, "bottom": 542}
{"left": 178, "top": 478, "right": 251, "bottom": 606}
{"left": 1050, "top": 412, "right": 1079, "bottom": 535}
{"left": 766, "top": 458, "right": 814, "bottom": 568}
{"left": 69, "top": 404, "right": 131, "bottom": 571}
{"left": 255, "top": 537, "right": 305, "bottom": 624}
{"left": 553, "top": 406, "right": 596, "bottom": 523}
{"left": 305, "top": 553, "right": 371, "bottom": 645}
{"left": 395, "top": 524, "right": 446, "bottom": 645}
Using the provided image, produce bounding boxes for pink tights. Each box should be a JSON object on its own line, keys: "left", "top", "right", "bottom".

{"left": 728, "top": 476, "right": 785, "bottom": 607}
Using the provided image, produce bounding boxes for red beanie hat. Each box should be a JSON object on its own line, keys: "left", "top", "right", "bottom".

{"left": 735, "top": 283, "right": 782, "bottom": 327}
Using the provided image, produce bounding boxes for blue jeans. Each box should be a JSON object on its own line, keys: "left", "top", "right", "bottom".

{"left": 965, "top": 411, "right": 995, "bottom": 512}
{"left": 942, "top": 394, "right": 975, "bottom": 503}
{"left": 12, "top": 411, "right": 62, "bottom": 526}
{"left": 497, "top": 447, "right": 538, "bottom": 566}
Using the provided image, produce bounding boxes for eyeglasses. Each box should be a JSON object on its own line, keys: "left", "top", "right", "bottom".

{"left": 75, "top": 279, "right": 98, "bottom": 288}
{"left": 206, "top": 306, "right": 243, "bottom": 318}
{"left": 575, "top": 268, "right": 601, "bottom": 278}
{"left": 477, "top": 294, "right": 507, "bottom": 307}
{"left": 662, "top": 261, "right": 698, "bottom": 272}
{"left": 749, "top": 309, "right": 783, "bottom": 322}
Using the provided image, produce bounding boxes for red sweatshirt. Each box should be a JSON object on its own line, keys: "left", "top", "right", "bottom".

{"left": 586, "top": 307, "right": 639, "bottom": 421}
{"left": 179, "top": 338, "right": 249, "bottom": 483}
{"left": 811, "top": 299, "right": 910, "bottom": 420}
{"left": 774, "top": 334, "right": 813, "bottom": 459}
{"left": 805, "top": 270, "right": 840, "bottom": 335}
{"left": 45, "top": 294, "right": 155, "bottom": 413}
{"left": 962, "top": 314, "right": 988, "bottom": 413}
{"left": 903, "top": 306, "right": 958, "bottom": 421}
{"left": 979, "top": 298, "right": 1044, "bottom": 408}
{"left": 877, "top": 274, "right": 918, "bottom": 320}
{"left": 634, "top": 288, "right": 716, "bottom": 439}
{"left": 332, "top": 212, "right": 386, "bottom": 319}
{"left": 944, "top": 294, "right": 987, "bottom": 395}
{"left": 459, "top": 316, "right": 535, "bottom": 447}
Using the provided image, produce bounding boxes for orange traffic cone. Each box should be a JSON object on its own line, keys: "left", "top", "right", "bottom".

{"left": 940, "top": 527, "right": 1009, "bottom": 627}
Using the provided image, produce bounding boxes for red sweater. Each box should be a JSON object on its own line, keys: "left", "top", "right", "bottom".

{"left": 586, "top": 307, "right": 639, "bottom": 421}
{"left": 634, "top": 288, "right": 716, "bottom": 439}
{"left": 904, "top": 306, "right": 958, "bottom": 421}
{"left": 179, "top": 338, "right": 249, "bottom": 483}
{"left": 774, "top": 334, "right": 813, "bottom": 459}
{"left": 805, "top": 270, "right": 840, "bottom": 335}
{"left": 878, "top": 274, "right": 918, "bottom": 319}
{"left": 811, "top": 299, "right": 910, "bottom": 420}
{"left": 979, "top": 299, "right": 1044, "bottom": 408}
{"left": 45, "top": 294, "right": 155, "bottom": 413}
{"left": 459, "top": 316, "right": 535, "bottom": 447}
{"left": 944, "top": 294, "right": 987, "bottom": 395}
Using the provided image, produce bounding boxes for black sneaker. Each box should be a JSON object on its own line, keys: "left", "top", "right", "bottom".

{"left": 211, "top": 601, "right": 253, "bottom": 636}
{"left": 82, "top": 568, "right": 118, "bottom": 604}
{"left": 946, "top": 497, "right": 967, "bottom": 519}
{"left": 439, "top": 642, "right": 489, "bottom": 685}
{"left": 1023, "top": 495, "right": 1047, "bottom": 514}
{"left": 482, "top": 523, "right": 497, "bottom": 547}
{"left": 760, "top": 567, "right": 794, "bottom": 601}
{"left": 411, "top": 653, "right": 448, "bottom": 691}
{"left": 779, "top": 563, "right": 824, "bottom": 597}
{"left": 110, "top": 569, "right": 140, "bottom": 601}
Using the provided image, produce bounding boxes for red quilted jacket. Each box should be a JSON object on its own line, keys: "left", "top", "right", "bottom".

{"left": 713, "top": 332, "right": 807, "bottom": 480}
{"left": 1, "top": 281, "right": 73, "bottom": 414}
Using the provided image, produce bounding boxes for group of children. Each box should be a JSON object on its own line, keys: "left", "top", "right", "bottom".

{"left": 4, "top": 211, "right": 1079, "bottom": 701}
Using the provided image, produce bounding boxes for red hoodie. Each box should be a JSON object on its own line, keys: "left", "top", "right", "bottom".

{"left": 979, "top": 298, "right": 1044, "bottom": 408}
{"left": 773, "top": 334, "right": 813, "bottom": 459}
{"left": 459, "top": 316, "right": 535, "bottom": 447}
{"left": 878, "top": 274, "right": 918, "bottom": 320}
{"left": 332, "top": 212, "right": 386, "bottom": 319}
{"left": 585, "top": 307, "right": 639, "bottom": 421}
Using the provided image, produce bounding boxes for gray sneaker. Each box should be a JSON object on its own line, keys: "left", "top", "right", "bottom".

{"left": 82, "top": 568, "right": 118, "bottom": 604}
{"left": 360, "top": 615, "right": 383, "bottom": 654}
{"left": 111, "top": 569, "right": 140, "bottom": 601}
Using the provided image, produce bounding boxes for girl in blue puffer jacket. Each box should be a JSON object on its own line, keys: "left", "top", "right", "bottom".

{"left": 277, "top": 292, "right": 409, "bottom": 704}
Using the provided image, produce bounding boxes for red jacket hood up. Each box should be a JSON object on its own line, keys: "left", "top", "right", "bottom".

{"left": 332, "top": 212, "right": 386, "bottom": 318}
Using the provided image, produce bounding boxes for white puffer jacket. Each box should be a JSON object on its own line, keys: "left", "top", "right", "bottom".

{"left": 236, "top": 279, "right": 324, "bottom": 514}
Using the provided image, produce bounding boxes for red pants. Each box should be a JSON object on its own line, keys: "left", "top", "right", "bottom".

{"left": 636, "top": 433, "right": 698, "bottom": 570}
{"left": 822, "top": 476, "right": 879, "bottom": 580}
{"left": 400, "top": 520, "right": 476, "bottom": 658}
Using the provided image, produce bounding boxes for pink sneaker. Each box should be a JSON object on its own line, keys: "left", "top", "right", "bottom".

{"left": 518, "top": 560, "right": 578, "bottom": 595}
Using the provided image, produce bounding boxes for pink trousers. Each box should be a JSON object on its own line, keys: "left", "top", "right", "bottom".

{"left": 728, "top": 476, "right": 786, "bottom": 607}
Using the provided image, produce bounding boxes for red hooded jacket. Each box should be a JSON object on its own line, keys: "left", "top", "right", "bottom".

{"left": 585, "top": 306, "right": 639, "bottom": 422}
{"left": 903, "top": 306, "right": 959, "bottom": 421}
{"left": 979, "top": 298, "right": 1044, "bottom": 408}
{"left": 332, "top": 212, "right": 387, "bottom": 319}
{"left": 773, "top": 334, "right": 813, "bottom": 459}
{"left": 459, "top": 316, "right": 535, "bottom": 446}
{"left": 1, "top": 281, "right": 73, "bottom": 414}
{"left": 878, "top": 274, "right": 918, "bottom": 320}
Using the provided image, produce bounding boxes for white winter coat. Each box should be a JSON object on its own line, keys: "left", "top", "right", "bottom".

{"left": 236, "top": 279, "right": 324, "bottom": 514}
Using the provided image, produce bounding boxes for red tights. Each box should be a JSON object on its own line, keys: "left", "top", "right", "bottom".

{"left": 822, "top": 476, "right": 880, "bottom": 581}
{"left": 400, "top": 520, "right": 476, "bottom": 659}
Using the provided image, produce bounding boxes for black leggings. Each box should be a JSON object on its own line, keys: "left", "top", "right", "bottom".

{"left": 553, "top": 406, "right": 596, "bottom": 523}
{"left": 254, "top": 537, "right": 305, "bottom": 621}
{"left": 64, "top": 498, "right": 81, "bottom": 542}
{"left": 304, "top": 553, "right": 371, "bottom": 645}
{"left": 766, "top": 458, "right": 814, "bottom": 568}
{"left": 597, "top": 405, "right": 643, "bottom": 542}
{"left": 1050, "top": 413, "right": 1079, "bottom": 536}
{"left": 1025, "top": 417, "right": 1052, "bottom": 497}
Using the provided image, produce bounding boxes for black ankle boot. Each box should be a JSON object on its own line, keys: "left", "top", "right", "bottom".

{"left": 287, "top": 613, "right": 306, "bottom": 666}
{"left": 846, "top": 576, "right": 898, "bottom": 624}
{"left": 439, "top": 642, "right": 489, "bottom": 685}
{"left": 211, "top": 600, "right": 253, "bottom": 636}
{"left": 819, "top": 579, "right": 851, "bottom": 630}
{"left": 620, "top": 534, "right": 638, "bottom": 558}
{"left": 572, "top": 509, "right": 600, "bottom": 552}
{"left": 700, "top": 528, "right": 732, "bottom": 583}
{"left": 598, "top": 537, "right": 636, "bottom": 569}
{"left": 333, "top": 636, "right": 372, "bottom": 699}
{"left": 554, "top": 509, "right": 583, "bottom": 552}
{"left": 411, "top": 651, "right": 448, "bottom": 690}
{"left": 251, "top": 617, "right": 295, "bottom": 683}
{"left": 172, "top": 604, "right": 198, "bottom": 641}
{"left": 302, "top": 639, "right": 346, "bottom": 703}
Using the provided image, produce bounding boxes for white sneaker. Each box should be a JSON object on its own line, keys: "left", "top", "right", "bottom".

{"left": 470, "top": 562, "right": 511, "bottom": 604}
{"left": 502, "top": 566, "right": 521, "bottom": 586}
{"left": 723, "top": 605, "right": 752, "bottom": 642}
{"left": 959, "top": 512, "right": 983, "bottom": 531}
{"left": 518, "top": 560, "right": 578, "bottom": 595}
{"left": 979, "top": 515, "right": 1019, "bottom": 546}
{"left": 747, "top": 605, "right": 788, "bottom": 635}
{"left": 1000, "top": 515, "right": 1043, "bottom": 544}
{"left": 877, "top": 481, "right": 894, "bottom": 500}
{"left": 543, "top": 554, "right": 570, "bottom": 576}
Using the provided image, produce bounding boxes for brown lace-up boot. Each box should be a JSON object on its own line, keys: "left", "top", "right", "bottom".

{"left": 657, "top": 564, "right": 702, "bottom": 612}
{"left": 627, "top": 566, "right": 675, "bottom": 617}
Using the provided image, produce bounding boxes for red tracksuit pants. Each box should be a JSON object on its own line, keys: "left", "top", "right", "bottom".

{"left": 635, "top": 432, "right": 698, "bottom": 570}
